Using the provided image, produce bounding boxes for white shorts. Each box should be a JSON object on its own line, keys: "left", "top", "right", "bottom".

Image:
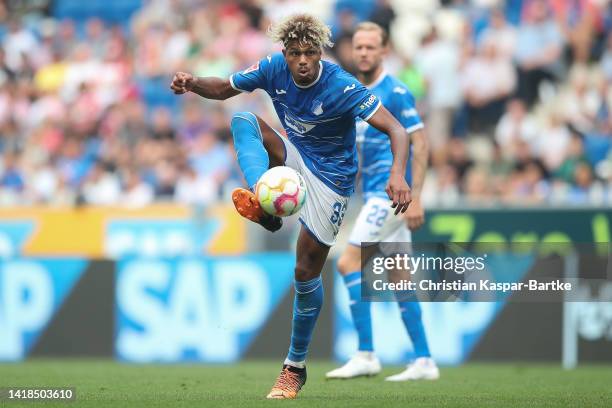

{"left": 278, "top": 136, "right": 349, "bottom": 247}
{"left": 348, "top": 196, "right": 412, "bottom": 246}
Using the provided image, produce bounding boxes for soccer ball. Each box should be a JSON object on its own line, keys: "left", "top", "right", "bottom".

{"left": 255, "top": 166, "right": 307, "bottom": 217}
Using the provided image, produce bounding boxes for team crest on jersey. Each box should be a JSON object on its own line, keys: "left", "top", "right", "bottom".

{"left": 243, "top": 61, "right": 260, "bottom": 74}
{"left": 311, "top": 99, "right": 324, "bottom": 116}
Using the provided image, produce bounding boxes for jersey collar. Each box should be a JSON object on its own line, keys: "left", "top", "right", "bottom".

{"left": 293, "top": 61, "right": 323, "bottom": 89}
{"left": 366, "top": 69, "right": 387, "bottom": 90}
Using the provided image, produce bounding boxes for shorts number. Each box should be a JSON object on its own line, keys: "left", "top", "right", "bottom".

{"left": 366, "top": 205, "right": 388, "bottom": 227}
{"left": 330, "top": 201, "right": 347, "bottom": 227}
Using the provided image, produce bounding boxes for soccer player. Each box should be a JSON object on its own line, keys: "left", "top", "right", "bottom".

{"left": 170, "top": 14, "right": 412, "bottom": 399}
{"left": 325, "top": 22, "right": 439, "bottom": 381}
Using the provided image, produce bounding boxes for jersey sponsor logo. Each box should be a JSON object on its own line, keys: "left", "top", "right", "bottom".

{"left": 284, "top": 113, "right": 316, "bottom": 134}
{"left": 243, "top": 61, "right": 260, "bottom": 74}
{"left": 275, "top": 89, "right": 287, "bottom": 95}
{"left": 311, "top": 99, "right": 324, "bottom": 116}
{"left": 402, "top": 108, "right": 418, "bottom": 118}
{"left": 266, "top": 55, "right": 272, "bottom": 63}
{"left": 360, "top": 94, "right": 378, "bottom": 110}
{"left": 343, "top": 84, "right": 356, "bottom": 93}
{"left": 393, "top": 86, "right": 407, "bottom": 94}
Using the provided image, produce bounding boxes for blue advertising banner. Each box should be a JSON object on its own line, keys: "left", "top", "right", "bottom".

{"left": 333, "top": 273, "right": 506, "bottom": 365}
{"left": 115, "top": 254, "right": 295, "bottom": 362}
{"left": 0, "top": 259, "right": 87, "bottom": 361}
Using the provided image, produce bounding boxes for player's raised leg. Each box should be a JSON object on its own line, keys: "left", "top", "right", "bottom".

{"left": 326, "top": 244, "right": 381, "bottom": 379}
{"left": 230, "top": 112, "right": 285, "bottom": 231}
{"left": 267, "top": 227, "right": 328, "bottom": 399}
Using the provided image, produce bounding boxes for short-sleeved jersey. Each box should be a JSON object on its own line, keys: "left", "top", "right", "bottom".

{"left": 356, "top": 72, "right": 424, "bottom": 200}
{"left": 230, "top": 53, "right": 381, "bottom": 196}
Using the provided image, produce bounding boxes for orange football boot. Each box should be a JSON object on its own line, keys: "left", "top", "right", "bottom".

{"left": 231, "top": 188, "right": 282, "bottom": 232}
{"left": 266, "top": 365, "right": 307, "bottom": 399}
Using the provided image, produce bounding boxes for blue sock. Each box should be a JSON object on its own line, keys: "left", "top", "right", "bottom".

{"left": 286, "top": 276, "right": 323, "bottom": 363}
{"left": 398, "top": 301, "right": 431, "bottom": 358}
{"left": 230, "top": 112, "right": 269, "bottom": 190}
{"left": 344, "top": 271, "right": 373, "bottom": 352}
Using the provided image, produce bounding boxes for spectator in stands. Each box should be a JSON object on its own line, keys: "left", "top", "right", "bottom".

{"left": 601, "top": 31, "right": 612, "bottom": 80}
{"left": 479, "top": 7, "right": 517, "bottom": 60}
{"left": 566, "top": 160, "right": 604, "bottom": 204}
{"left": 369, "top": 0, "right": 395, "bottom": 35}
{"left": 502, "top": 159, "right": 550, "bottom": 204}
{"left": 461, "top": 37, "right": 517, "bottom": 133}
{"left": 495, "top": 98, "right": 539, "bottom": 159}
{"left": 514, "top": 0, "right": 564, "bottom": 107}
{"left": 120, "top": 168, "right": 154, "bottom": 208}
{"left": 416, "top": 27, "right": 462, "bottom": 151}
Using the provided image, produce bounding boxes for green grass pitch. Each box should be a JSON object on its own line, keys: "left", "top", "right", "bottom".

{"left": 1, "top": 360, "right": 611, "bottom": 407}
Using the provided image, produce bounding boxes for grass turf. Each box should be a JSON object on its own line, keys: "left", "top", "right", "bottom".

{"left": 0, "top": 360, "right": 611, "bottom": 407}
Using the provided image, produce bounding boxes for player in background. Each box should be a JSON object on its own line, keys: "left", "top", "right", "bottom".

{"left": 326, "top": 22, "right": 439, "bottom": 381}
{"left": 171, "top": 14, "right": 412, "bottom": 399}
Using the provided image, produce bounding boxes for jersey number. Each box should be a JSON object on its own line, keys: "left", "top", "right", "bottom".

{"left": 366, "top": 205, "right": 388, "bottom": 227}
{"left": 330, "top": 202, "right": 347, "bottom": 227}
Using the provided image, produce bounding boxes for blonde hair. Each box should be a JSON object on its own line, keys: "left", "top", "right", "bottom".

{"left": 268, "top": 14, "right": 333, "bottom": 49}
{"left": 354, "top": 21, "right": 389, "bottom": 46}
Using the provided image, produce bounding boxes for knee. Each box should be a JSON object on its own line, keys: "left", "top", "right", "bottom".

{"left": 230, "top": 112, "right": 259, "bottom": 135}
{"left": 337, "top": 252, "right": 358, "bottom": 275}
{"left": 295, "top": 262, "right": 320, "bottom": 282}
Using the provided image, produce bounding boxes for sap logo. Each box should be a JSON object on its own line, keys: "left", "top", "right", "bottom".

{"left": 0, "top": 222, "right": 35, "bottom": 258}
{"left": 284, "top": 113, "right": 315, "bottom": 134}
{"left": 360, "top": 95, "right": 378, "bottom": 110}
{"left": 116, "top": 256, "right": 294, "bottom": 362}
{"left": 0, "top": 262, "right": 53, "bottom": 360}
{"left": 106, "top": 220, "right": 220, "bottom": 258}
{"left": 0, "top": 259, "right": 85, "bottom": 361}
{"left": 393, "top": 86, "right": 407, "bottom": 95}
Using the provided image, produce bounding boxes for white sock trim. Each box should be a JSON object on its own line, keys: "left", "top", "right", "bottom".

{"left": 284, "top": 358, "right": 306, "bottom": 369}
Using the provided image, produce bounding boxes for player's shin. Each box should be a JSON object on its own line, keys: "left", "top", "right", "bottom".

{"left": 285, "top": 276, "right": 324, "bottom": 368}
{"left": 397, "top": 299, "right": 431, "bottom": 358}
{"left": 344, "top": 271, "right": 373, "bottom": 352}
{"left": 230, "top": 112, "right": 269, "bottom": 190}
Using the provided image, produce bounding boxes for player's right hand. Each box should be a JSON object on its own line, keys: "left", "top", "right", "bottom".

{"left": 170, "top": 72, "right": 195, "bottom": 94}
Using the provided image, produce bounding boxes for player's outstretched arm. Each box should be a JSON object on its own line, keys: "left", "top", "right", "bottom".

{"left": 366, "top": 105, "right": 411, "bottom": 215}
{"left": 170, "top": 72, "right": 241, "bottom": 100}
{"left": 406, "top": 128, "right": 428, "bottom": 230}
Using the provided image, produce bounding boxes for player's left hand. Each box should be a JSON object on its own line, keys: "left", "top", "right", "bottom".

{"left": 405, "top": 197, "right": 425, "bottom": 230}
{"left": 386, "top": 172, "right": 411, "bottom": 215}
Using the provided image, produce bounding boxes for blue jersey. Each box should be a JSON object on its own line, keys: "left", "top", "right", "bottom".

{"left": 230, "top": 53, "right": 381, "bottom": 196}
{"left": 356, "top": 73, "right": 424, "bottom": 200}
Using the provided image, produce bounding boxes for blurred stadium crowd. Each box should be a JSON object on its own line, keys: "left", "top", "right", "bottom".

{"left": 0, "top": 0, "right": 611, "bottom": 207}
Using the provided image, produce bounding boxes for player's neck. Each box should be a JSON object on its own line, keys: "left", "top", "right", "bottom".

{"left": 358, "top": 66, "right": 385, "bottom": 88}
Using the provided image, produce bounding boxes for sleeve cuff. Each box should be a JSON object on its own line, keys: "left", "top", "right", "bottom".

{"left": 229, "top": 74, "right": 248, "bottom": 93}
{"left": 406, "top": 123, "right": 425, "bottom": 134}
{"left": 362, "top": 100, "right": 382, "bottom": 122}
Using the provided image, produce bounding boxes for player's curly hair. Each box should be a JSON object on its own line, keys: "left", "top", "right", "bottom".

{"left": 268, "top": 14, "right": 333, "bottom": 50}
